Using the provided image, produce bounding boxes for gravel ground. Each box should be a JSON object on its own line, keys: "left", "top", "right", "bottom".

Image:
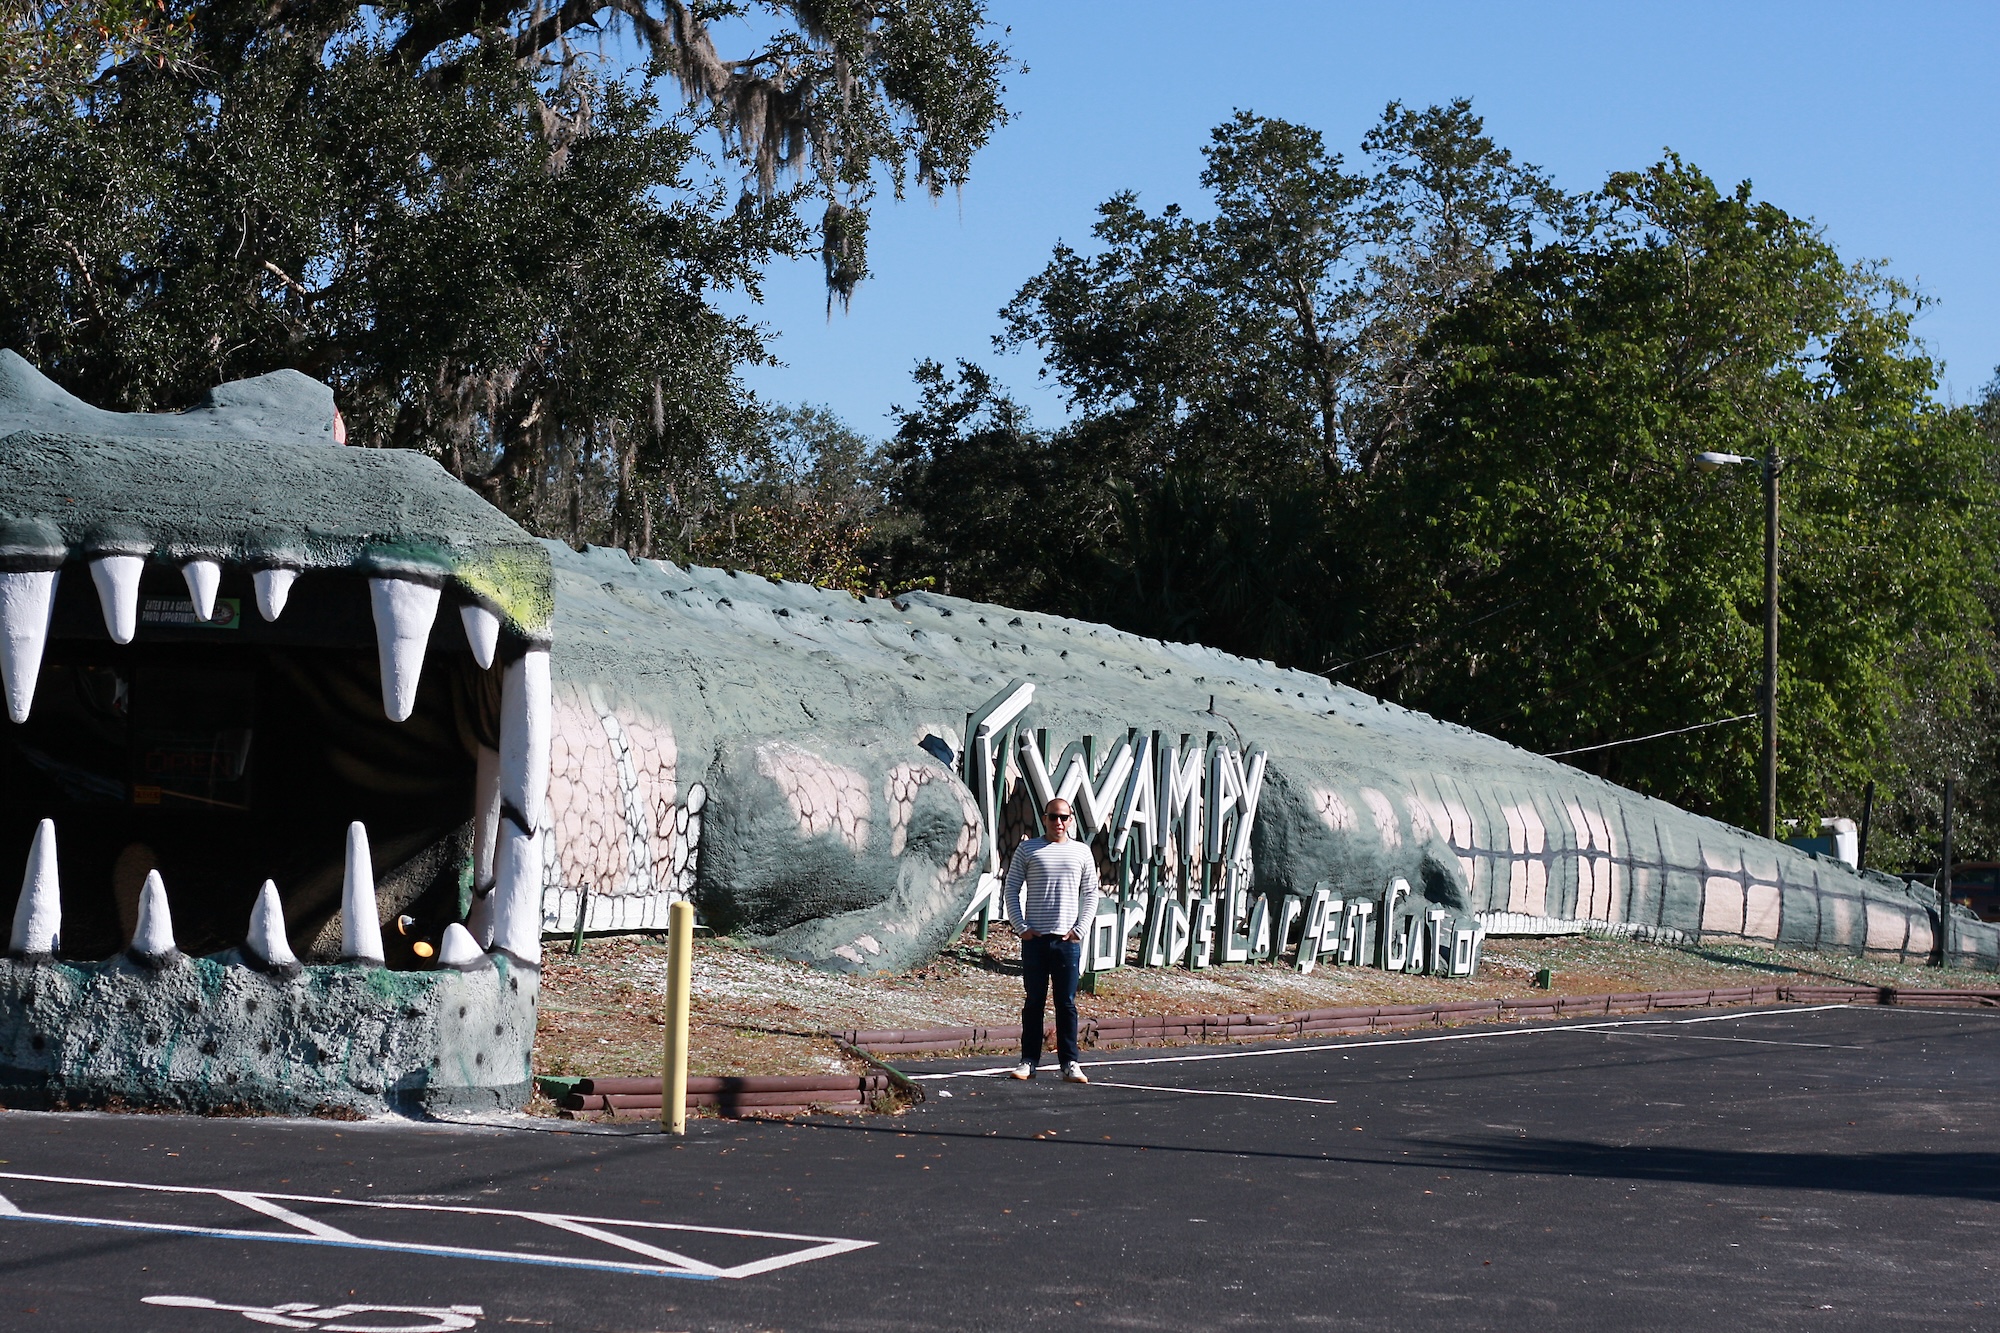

{"left": 528, "top": 925, "right": 2000, "bottom": 1112}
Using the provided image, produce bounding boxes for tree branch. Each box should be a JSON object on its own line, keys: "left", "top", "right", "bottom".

{"left": 262, "top": 259, "right": 314, "bottom": 301}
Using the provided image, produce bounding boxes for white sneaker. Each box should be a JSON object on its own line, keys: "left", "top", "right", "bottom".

{"left": 1010, "top": 1062, "right": 1035, "bottom": 1080}
{"left": 1061, "top": 1061, "right": 1089, "bottom": 1084}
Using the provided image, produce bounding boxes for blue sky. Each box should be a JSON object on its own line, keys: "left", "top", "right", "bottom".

{"left": 717, "top": 1, "right": 1999, "bottom": 436}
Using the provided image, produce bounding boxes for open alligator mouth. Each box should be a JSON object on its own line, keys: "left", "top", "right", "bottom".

{"left": 0, "top": 351, "right": 553, "bottom": 973}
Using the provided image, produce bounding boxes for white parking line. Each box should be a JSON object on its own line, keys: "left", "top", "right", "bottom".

{"left": 1670, "top": 1007, "right": 1824, "bottom": 1023}
{"left": 220, "top": 1190, "right": 360, "bottom": 1242}
{"left": 1841, "top": 1005, "right": 2000, "bottom": 1017}
{"left": 0, "top": 1172, "right": 873, "bottom": 1280}
{"left": 1090, "top": 1081, "right": 1345, "bottom": 1107}
{"left": 906, "top": 1004, "right": 1858, "bottom": 1080}
{"left": 1565, "top": 1030, "right": 1859, "bottom": 1049}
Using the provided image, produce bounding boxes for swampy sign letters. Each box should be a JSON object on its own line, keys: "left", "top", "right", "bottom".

{"left": 0, "top": 356, "right": 1994, "bottom": 1113}
{"left": 950, "top": 700, "right": 1486, "bottom": 979}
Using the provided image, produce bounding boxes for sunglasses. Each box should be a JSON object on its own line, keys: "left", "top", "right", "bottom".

{"left": 1045, "top": 812, "right": 1073, "bottom": 822}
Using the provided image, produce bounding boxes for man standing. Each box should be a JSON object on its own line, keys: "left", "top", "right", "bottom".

{"left": 1003, "top": 796, "right": 1100, "bottom": 1083}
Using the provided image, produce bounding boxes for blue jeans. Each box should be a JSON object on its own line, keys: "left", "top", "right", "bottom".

{"left": 1020, "top": 934, "right": 1082, "bottom": 1066}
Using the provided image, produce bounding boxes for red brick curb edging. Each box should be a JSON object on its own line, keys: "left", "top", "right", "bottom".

{"left": 832, "top": 984, "right": 2000, "bottom": 1057}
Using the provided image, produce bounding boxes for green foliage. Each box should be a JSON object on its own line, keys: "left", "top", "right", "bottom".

{"left": 0, "top": 0, "right": 197, "bottom": 100}
{"left": 996, "top": 101, "right": 1564, "bottom": 484}
{"left": 1370, "top": 156, "right": 1995, "bottom": 829}
{"left": 893, "top": 102, "right": 1999, "bottom": 850}
{"left": 959, "top": 102, "right": 1572, "bottom": 661}
{"left": 0, "top": 0, "right": 1011, "bottom": 548}
{"left": 1850, "top": 374, "right": 2000, "bottom": 871}
{"left": 687, "top": 404, "right": 896, "bottom": 592}
{"left": 874, "top": 358, "right": 1107, "bottom": 605}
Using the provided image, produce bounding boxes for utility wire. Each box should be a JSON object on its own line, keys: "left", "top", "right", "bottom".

{"left": 1326, "top": 596, "right": 1531, "bottom": 676}
{"left": 1465, "top": 645, "right": 1660, "bottom": 734}
{"left": 1541, "top": 712, "right": 1758, "bottom": 759}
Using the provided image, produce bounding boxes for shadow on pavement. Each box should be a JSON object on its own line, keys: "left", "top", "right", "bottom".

{"left": 771, "top": 1118, "right": 2000, "bottom": 1203}
{"left": 1440, "top": 1137, "right": 2000, "bottom": 1202}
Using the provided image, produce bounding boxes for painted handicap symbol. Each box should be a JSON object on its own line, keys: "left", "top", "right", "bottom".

{"left": 143, "top": 1296, "right": 484, "bottom": 1331}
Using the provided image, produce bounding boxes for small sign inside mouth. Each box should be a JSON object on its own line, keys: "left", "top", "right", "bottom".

{"left": 141, "top": 596, "right": 241, "bottom": 629}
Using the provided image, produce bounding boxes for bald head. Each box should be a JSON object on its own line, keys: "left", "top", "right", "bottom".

{"left": 1044, "top": 798, "right": 1074, "bottom": 842}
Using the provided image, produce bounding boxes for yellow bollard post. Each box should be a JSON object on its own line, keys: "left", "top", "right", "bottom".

{"left": 660, "top": 900, "right": 693, "bottom": 1135}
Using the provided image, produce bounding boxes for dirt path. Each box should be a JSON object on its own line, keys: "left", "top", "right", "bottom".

{"left": 531, "top": 926, "right": 1997, "bottom": 1105}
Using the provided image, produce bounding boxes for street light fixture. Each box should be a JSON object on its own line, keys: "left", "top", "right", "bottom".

{"left": 1695, "top": 447, "right": 1783, "bottom": 840}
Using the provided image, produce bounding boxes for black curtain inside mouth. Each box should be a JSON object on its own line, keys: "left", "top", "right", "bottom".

{"left": 0, "top": 563, "right": 501, "bottom": 966}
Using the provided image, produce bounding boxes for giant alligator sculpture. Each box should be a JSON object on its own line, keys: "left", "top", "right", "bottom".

{"left": 2, "top": 356, "right": 1993, "bottom": 1115}
{"left": 546, "top": 545, "right": 1998, "bottom": 980}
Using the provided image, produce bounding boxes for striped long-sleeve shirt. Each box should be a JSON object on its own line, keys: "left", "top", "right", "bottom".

{"left": 1002, "top": 837, "right": 1101, "bottom": 938}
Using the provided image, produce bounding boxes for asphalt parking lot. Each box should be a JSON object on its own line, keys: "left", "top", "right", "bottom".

{"left": 1, "top": 1004, "right": 1995, "bottom": 1332}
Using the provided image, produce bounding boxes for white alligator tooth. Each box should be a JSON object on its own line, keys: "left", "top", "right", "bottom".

{"left": 181, "top": 559, "right": 221, "bottom": 621}
{"left": 90, "top": 556, "right": 144, "bottom": 644}
{"left": 435, "top": 922, "right": 486, "bottom": 969}
{"left": 0, "top": 569, "right": 59, "bottom": 723}
{"left": 464, "top": 888, "right": 496, "bottom": 950}
{"left": 9, "top": 819, "right": 60, "bottom": 956}
{"left": 244, "top": 880, "right": 299, "bottom": 971}
{"left": 472, "top": 744, "right": 501, "bottom": 892}
{"left": 341, "top": 821, "right": 385, "bottom": 964}
{"left": 460, "top": 601, "right": 501, "bottom": 670}
{"left": 368, "top": 577, "right": 442, "bottom": 722}
{"left": 499, "top": 648, "right": 551, "bottom": 829}
{"left": 130, "top": 869, "right": 177, "bottom": 958}
{"left": 252, "top": 567, "right": 298, "bottom": 622}
{"left": 490, "top": 821, "right": 543, "bottom": 966}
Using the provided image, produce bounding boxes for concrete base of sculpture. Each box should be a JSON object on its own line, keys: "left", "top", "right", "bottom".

{"left": 0, "top": 954, "right": 536, "bottom": 1116}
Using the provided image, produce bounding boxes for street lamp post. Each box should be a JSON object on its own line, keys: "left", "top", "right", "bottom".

{"left": 1940, "top": 777, "right": 1956, "bottom": 965}
{"left": 1695, "top": 449, "right": 1783, "bottom": 839}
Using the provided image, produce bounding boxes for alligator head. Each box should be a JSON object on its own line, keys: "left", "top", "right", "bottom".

{"left": 0, "top": 350, "right": 551, "bottom": 971}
